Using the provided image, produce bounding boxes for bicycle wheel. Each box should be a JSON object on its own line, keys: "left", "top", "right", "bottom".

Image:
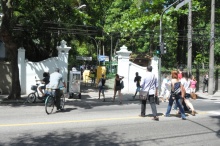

{"left": 27, "top": 93, "right": 36, "bottom": 103}
{"left": 45, "top": 95, "right": 55, "bottom": 114}
{"left": 60, "top": 94, "right": 65, "bottom": 109}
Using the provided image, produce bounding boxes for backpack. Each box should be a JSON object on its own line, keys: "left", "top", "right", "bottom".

{"left": 120, "top": 80, "right": 124, "bottom": 89}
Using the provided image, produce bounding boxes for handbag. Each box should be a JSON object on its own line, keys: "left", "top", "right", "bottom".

{"left": 120, "top": 80, "right": 124, "bottom": 89}
{"left": 139, "top": 91, "right": 149, "bottom": 100}
{"left": 190, "top": 92, "right": 197, "bottom": 100}
{"left": 98, "top": 79, "right": 102, "bottom": 87}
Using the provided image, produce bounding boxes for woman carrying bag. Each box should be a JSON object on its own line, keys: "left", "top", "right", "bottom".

{"left": 112, "top": 74, "right": 124, "bottom": 104}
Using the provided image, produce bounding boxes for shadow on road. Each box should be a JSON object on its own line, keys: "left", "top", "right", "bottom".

{"left": 187, "top": 115, "right": 220, "bottom": 138}
{"left": 0, "top": 130, "right": 140, "bottom": 146}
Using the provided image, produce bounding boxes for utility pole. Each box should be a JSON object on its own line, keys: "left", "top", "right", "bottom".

{"left": 208, "top": 0, "right": 215, "bottom": 95}
{"left": 110, "top": 35, "right": 113, "bottom": 72}
{"left": 187, "top": 0, "right": 192, "bottom": 74}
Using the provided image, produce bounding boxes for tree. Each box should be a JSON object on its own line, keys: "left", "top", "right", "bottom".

{"left": 0, "top": 0, "right": 87, "bottom": 99}
{"left": 1, "top": 0, "right": 21, "bottom": 99}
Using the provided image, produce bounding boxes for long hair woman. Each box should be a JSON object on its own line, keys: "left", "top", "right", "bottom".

{"left": 165, "top": 70, "right": 186, "bottom": 120}
{"left": 112, "top": 74, "right": 124, "bottom": 104}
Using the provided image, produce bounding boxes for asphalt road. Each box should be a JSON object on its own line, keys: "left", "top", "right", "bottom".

{"left": 0, "top": 92, "right": 219, "bottom": 146}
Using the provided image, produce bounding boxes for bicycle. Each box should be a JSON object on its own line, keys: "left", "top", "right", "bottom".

{"left": 25, "top": 76, "right": 47, "bottom": 103}
{"left": 26, "top": 84, "right": 46, "bottom": 103}
{"left": 45, "top": 87, "right": 66, "bottom": 114}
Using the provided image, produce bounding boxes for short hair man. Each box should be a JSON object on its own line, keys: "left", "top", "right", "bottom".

{"left": 132, "top": 72, "right": 141, "bottom": 99}
{"left": 139, "top": 66, "right": 159, "bottom": 121}
{"left": 49, "top": 68, "right": 66, "bottom": 110}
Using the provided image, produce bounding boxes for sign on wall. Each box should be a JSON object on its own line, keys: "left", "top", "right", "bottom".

{"left": 76, "top": 56, "right": 92, "bottom": 61}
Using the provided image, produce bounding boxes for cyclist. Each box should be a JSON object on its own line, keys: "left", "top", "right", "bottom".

{"left": 48, "top": 68, "right": 66, "bottom": 111}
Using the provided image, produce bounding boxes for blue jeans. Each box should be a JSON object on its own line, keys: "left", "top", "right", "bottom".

{"left": 165, "top": 94, "right": 186, "bottom": 118}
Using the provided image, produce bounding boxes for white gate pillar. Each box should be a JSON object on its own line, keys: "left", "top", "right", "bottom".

{"left": 18, "top": 47, "right": 26, "bottom": 94}
{"left": 57, "top": 40, "right": 71, "bottom": 83}
{"left": 116, "top": 45, "right": 132, "bottom": 93}
{"left": 151, "top": 56, "right": 159, "bottom": 80}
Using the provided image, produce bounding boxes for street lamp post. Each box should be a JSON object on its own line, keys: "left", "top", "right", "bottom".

{"left": 208, "top": 0, "right": 215, "bottom": 95}
{"left": 158, "top": 0, "right": 179, "bottom": 93}
{"left": 89, "top": 37, "right": 99, "bottom": 64}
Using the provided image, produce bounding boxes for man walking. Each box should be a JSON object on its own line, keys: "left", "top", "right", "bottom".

{"left": 203, "top": 73, "right": 209, "bottom": 93}
{"left": 132, "top": 72, "right": 141, "bottom": 99}
{"left": 49, "top": 68, "right": 66, "bottom": 110}
{"left": 139, "top": 66, "right": 159, "bottom": 121}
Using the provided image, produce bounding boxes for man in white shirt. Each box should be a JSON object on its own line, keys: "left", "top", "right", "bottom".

{"left": 140, "top": 66, "right": 159, "bottom": 121}
{"left": 49, "top": 68, "right": 66, "bottom": 110}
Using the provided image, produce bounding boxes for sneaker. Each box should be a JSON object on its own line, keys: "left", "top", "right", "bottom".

{"left": 164, "top": 114, "right": 170, "bottom": 117}
{"left": 182, "top": 117, "right": 186, "bottom": 120}
{"left": 132, "top": 96, "right": 135, "bottom": 99}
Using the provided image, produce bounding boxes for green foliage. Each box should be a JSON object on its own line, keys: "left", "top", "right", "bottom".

{"left": 1, "top": 0, "right": 220, "bottom": 67}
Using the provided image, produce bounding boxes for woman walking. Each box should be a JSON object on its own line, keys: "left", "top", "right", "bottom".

{"left": 165, "top": 70, "right": 186, "bottom": 120}
{"left": 159, "top": 75, "right": 170, "bottom": 102}
{"left": 181, "top": 71, "right": 196, "bottom": 116}
{"left": 112, "top": 74, "right": 124, "bottom": 104}
{"left": 190, "top": 75, "right": 197, "bottom": 93}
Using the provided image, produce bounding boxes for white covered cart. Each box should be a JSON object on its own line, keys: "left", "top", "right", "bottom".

{"left": 69, "top": 68, "right": 81, "bottom": 99}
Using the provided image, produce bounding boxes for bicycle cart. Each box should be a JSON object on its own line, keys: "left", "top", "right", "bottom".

{"left": 69, "top": 69, "right": 81, "bottom": 99}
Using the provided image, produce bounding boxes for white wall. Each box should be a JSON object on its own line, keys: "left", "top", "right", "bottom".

{"left": 25, "top": 57, "right": 59, "bottom": 94}
{"left": 117, "top": 45, "right": 159, "bottom": 94}
{"left": 18, "top": 40, "right": 71, "bottom": 94}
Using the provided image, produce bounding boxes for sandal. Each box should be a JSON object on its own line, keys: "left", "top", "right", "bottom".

{"left": 191, "top": 111, "right": 196, "bottom": 116}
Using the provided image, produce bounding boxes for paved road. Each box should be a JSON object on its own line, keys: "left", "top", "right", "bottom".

{"left": 0, "top": 88, "right": 219, "bottom": 146}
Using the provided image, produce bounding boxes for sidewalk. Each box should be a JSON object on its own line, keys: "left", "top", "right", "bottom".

{"left": 0, "top": 84, "right": 134, "bottom": 104}
{"left": 0, "top": 87, "right": 219, "bottom": 104}
{"left": 195, "top": 91, "right": 220, "bottom": 100}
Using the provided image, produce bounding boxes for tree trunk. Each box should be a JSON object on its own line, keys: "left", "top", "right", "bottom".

{"left": 8, "top": 45, "right": 21, "bottom": 99}
{"left": 1, "top": 34, "right": 21, "bottom": 99}
{"left": 0, "top": 0, "right": 21, "bottom": 99}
